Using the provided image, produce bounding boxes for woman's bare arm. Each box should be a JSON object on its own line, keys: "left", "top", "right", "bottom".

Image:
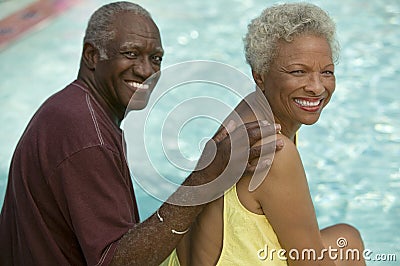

{"left": 254, "top": 136, "right": 335, "bottom": 265}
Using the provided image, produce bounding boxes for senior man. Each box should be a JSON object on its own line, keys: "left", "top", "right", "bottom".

{"left": 0, "top": 2, "right": 280, "bottom": 265}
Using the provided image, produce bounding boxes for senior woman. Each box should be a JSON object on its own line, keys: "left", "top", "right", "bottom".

{"left": 167, "top": 3, "right": 366, "bottom": 265}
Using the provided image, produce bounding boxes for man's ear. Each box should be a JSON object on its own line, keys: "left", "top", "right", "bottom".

{"left": 252, "top": 71, "right": 264, "bottom": 93}
{"left": 82, "top": 43, "right": 99, "bottom": 70}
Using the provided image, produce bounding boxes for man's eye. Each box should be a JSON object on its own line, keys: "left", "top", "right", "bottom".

{"left": 123, "top": 51, "right": 138, "bottom": 59}
{"left": 152, "top": 55, "right": 163, "bottom": 65}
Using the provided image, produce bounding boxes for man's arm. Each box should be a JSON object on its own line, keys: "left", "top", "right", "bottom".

{"left": 111, "top": 121, "right": 282, "bottom": 265}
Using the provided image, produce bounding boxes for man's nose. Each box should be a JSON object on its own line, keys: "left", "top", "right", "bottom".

{"left": 134, "top": 57, "right": 156, "bottom": 80}
{"left": 304, "top": 72, "right": 325, "bottom": 95}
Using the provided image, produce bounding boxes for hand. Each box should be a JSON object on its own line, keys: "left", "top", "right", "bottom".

{"left": 195, "top": 120, "right": 282, "bottom": 184}
{"left": 170, "top": 120, "right": 282, "bottom": 205}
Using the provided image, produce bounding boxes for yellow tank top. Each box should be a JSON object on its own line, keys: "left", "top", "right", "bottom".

{"left": 216, "top": 185, "right": 287, "bottom": 265}
{"left": 164, "top": 185, "right": 288, "bottom": 265}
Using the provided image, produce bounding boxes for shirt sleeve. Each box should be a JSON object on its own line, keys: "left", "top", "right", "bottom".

{"left": 51, "top": 145, "right": 137, "bottom": 266}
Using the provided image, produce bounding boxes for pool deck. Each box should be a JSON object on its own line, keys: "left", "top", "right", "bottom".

{"left": 0, "top": 0, "right": 80, "bottom": 50}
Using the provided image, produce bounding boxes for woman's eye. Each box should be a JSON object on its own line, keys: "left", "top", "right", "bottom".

{"left": 290, "top": 70, "right": 305, "bottom": 75}
{"left": 322, "top": 70, "right": 334, "bottom": 76}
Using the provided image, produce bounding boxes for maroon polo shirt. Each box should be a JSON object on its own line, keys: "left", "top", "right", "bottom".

{"left": 0, "top": 80, "right": 139, "bottom": 265}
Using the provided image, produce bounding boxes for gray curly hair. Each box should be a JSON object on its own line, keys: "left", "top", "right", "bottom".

{"left": 244, "top": 2, "right": 340, "bottom": 74}
{"left": 83, "top": 1, "right": 152, "bottom": 59}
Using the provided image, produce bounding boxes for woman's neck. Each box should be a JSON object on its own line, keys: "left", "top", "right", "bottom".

{"left": 274, "top": 116, "right": 300, "bottom": 143}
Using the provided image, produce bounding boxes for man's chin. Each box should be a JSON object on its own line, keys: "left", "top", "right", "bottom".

{"left": 128, "top": 100, "right": 149, "bottom": 110}
{"left": 127, "top": 89, "right": 151, "bottom": 110}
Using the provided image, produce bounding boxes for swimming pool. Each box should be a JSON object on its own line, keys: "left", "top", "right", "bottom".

{"left": 0, "top": 0, "right": 399, "bottom": 264}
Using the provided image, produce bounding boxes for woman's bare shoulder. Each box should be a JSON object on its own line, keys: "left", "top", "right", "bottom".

{"left": 271, "top": 134, "right": 300, "bottom": 167}
{"left": 253, "top": 133, "right": 306, "bottom": 201}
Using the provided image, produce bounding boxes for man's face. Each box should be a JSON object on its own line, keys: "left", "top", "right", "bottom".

{"left": 94, "top": 12, "right": 164, "bottom": 115}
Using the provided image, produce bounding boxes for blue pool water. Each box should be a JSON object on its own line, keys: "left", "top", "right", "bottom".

{"left": 0, "top": 0, "right": 399, "bottom": 264}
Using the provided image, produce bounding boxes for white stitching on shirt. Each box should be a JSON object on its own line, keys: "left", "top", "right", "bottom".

{"left": 95, "top": 243, "right": 112, "bottom": 266}
{"left": 86, "top": 94, "right": 104, "bottom": 146}
{"left": 73, "top": 82, "right": 119, "bottom": 264}
{"left": 72, "top": 81, "right": 88, "bottom": 93}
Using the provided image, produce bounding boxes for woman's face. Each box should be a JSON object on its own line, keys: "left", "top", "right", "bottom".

{"left": 255, "top": 35, "right": 335, "bottom": 130}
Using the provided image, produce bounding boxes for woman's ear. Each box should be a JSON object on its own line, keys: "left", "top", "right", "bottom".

{"left": 252, "top": 71, "right": 265, "bottom": 93}
{"left": 82, "top": 43, "right": 99, "bottom": 70}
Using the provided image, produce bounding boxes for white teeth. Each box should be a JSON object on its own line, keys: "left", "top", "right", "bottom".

{"left": 294, "top": 98, "right": 321, "bottom": 107}
{"left": 127, "top": 81, "right": 149, "bottom": 90}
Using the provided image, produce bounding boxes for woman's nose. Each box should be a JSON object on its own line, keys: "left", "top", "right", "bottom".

{"left": 304, "top": 72, "right": 325, "bottom": 95}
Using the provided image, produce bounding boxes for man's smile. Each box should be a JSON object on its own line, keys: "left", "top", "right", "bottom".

{"left": 125, "top": 80, "right": 150, "bottom": 91}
